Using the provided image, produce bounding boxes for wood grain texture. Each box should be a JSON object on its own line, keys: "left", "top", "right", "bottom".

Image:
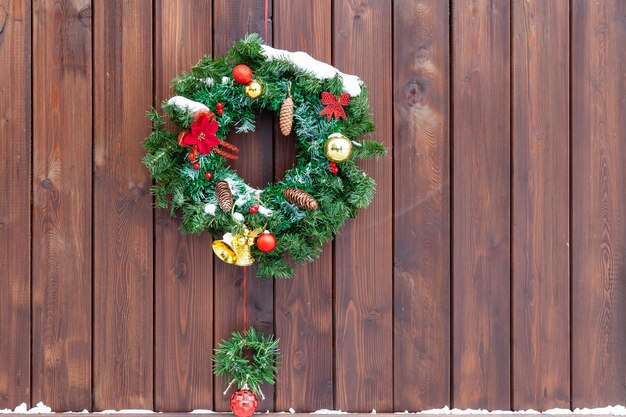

{"left": 154, "top": 0, "right": 214, "bottom": 411}
{"left": 31, "top": 0, "right": 92, "bottom": 411}
{"left": 273, "top": 0, "right": 333, "bottom": 411}
{"left": 571, "top": 0, "right": 626, "bottom": 408}
{"left": 393, "top": 0, "right": 450, "bottom": 411}
{"left": 452, "top": 0, "right": 511, "bottom": 409}
{"left": 212, "top": 0, "right": 275, "bottom": 411}
{"left": 0, "top": 0, "right": 31, "bottom": 409}
{"left": 333, "top": 0, "right": 393, "bottom": 412}
{"left": 512, "top": 0, "right": 570, "bottom": 410}
{"left": 93, "top": 0, "right": 153, "bottom": 409}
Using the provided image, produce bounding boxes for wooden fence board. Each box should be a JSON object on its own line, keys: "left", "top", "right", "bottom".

{"left": 452, "top": 0, "right": 511, "bottom": 409}
{"left": 31, "top": 0, "right": 92, "bottom": 411}
{"left": 212, "top": 0, "right": 275, "bottom": 411}
{"left": 154, "top": 0, "right": 214, "bottom": 411}
{"left": 571, "top": 0, "right": 626, "bottom": 408}
{"left": 393, "top": 0, "right": 450, "bottom": 411}
{"left": 333, "top": 0, "right": 394, "bottom": 412}
{"left": 273, "top": 0, "right": 334, "bottom": 411}
{"left": 0, "top": 0, "right": 31, "bottom": 409}
{"left": 93, "top": 0, "right": 153, "bottom": 409}
{"left": 512, "top": 0, "right": 570, "bottom": 410}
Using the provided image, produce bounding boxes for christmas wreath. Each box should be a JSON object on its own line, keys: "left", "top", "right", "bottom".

{"left": 213, "top": 328, "right": 280, "bottom": 400}
{"left": 143, "top": 34, "right": 385, "bottom": 278}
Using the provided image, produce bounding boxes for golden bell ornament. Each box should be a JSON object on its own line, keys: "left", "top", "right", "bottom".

{"left": 212, "top": 228, "right": 263, "bottom": 267}
{"left": 324, "top": 133, "right": 353, "bottom": 163}
{"left": 244, "top": 80, "right": 263, "bottom": 99}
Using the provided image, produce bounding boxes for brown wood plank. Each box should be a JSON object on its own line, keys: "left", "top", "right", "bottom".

{"left": 452, "top": 0, "right": 511, "bottom": 409}
{"left": 93, "top": 0, "right": 153, "bottom": 410}
{"left": 393, "top": 0, "right": 450, "bottom": 411}
{"left": 333, "top": 0, "right": 393, "bottom": 412}
{"left": 31, "top": 0, "right": 92, "bottom": 411}
{"left": 154, "top": 0, "right": 214, "bottom": 411}
{"left": 571, "top": 0, "right": 626, "bottom": 408}
{"left": 512, "top": 0, "right": 570, "bottom": 410}
{"left": 212, "top": 0, "right": 275, "bottom": 411}
{"left": 273, "top": 0, "right": 334, "bottom": 412}
{"left": 0, "top": 0, "right": 31, "bottom": 409}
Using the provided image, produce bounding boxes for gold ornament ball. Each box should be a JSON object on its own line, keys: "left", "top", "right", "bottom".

{"left": 324, "top": 133, "right": 353, "bottom": 163}
{"left": 244, "top": 80, "right": 263, "bottom": 99}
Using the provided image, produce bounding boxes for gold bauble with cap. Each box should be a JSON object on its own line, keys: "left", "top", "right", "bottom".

{"left": 244, "top": 80, "right": 263, "bottom": 99}
{"left": 324, "top": 133, "right": 352, "bottom": 163}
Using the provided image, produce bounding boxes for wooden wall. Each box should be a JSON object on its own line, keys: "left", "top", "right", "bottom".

{"left": 1, "top": 0, "right": 625, "bottom": 413}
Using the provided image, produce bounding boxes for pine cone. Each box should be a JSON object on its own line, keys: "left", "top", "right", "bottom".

{"left": 279, "top": 96, "right": 294, "bottom": 136}
{"left": 283, "top": 187, "right": 318, "bottom": 210}
{"left": 216, "top": 181, "right": 233, "bottom": 212}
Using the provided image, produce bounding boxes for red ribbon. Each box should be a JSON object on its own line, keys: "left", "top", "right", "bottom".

{"left": 319, "top": 91, "right": 350, "bottom": 121}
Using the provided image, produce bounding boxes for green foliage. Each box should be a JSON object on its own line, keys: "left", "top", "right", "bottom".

{"left": 212, "top": 328, "right": 280, "bottom": 396}
{"left": 143, "top": 34, "right": 385, "bottom": 277}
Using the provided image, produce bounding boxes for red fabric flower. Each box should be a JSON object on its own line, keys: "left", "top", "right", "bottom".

{"left": 183, "top": 113, "right": 220, "bottom": 154}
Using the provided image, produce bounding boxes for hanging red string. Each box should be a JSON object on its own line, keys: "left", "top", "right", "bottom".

{"left": 243, "top": 266, "right": 247, "bottom": 336}
{"left": 264, "top": 0, "right": 269, "bottom": 42}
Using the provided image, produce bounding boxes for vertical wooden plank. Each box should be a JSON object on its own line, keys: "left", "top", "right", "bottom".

{"left": 154, "top": 0, "right": 213, "bottom": 411}
{"left": 273, "top": 0, "right": 334, "bottom": 411}
{"left": 31, "top": 0, "right": 92, "bottom": 411}
{"left": 333, "top": 0, "right": 393, "bottom": 412}
{"left": 93, "top": 0, "right": 153, "bottom": 410}
{"left": 0, "top": 0, "right": 31, "bottom": 409}
{"left": 393, "top": 0, "right": 450, "bottom": 411}
{"left": 572, "top": 0, "right": 626, "bottom": 408}
{"left": 212, "top": 0, "right": 275, "bottom": 411}
{"left": 452, "top": 0, "right": 511, "bottom": 409}
{"left": 512, "top": 0, "right": 570, "bottom": 410}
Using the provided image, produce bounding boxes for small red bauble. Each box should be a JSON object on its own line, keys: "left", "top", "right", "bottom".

{"left": 232, "top": 64, "right": 253, "bottom": 85}
{"left": 331, "top": 166, "right": 339, "bottom": 174}
{"left": 217, "top": 108, "right": 224, "bottom": 114}
{"left": 249, "top": 204, "right": 259, "bottom": 214}
{"left": 256, "top": 231, "right": 276, "bottom": 253}
{"left": 193, "top": 162, "right": 200, "bottom": 170}
{"left": 329, "top": 162, "right": 337, "bottom": 167}
{"left": 216, "top": 102, "right": 224, "bottom": 109}
{"left": 204, "top": 171, "right": 212, "bottom": 179}
{"left": 230, "top": 388, "right": 258, "bottom": 417}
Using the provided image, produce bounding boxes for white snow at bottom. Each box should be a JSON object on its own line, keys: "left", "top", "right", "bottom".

{"left": 1, "top": 403, "right": 625, "bottom": 415}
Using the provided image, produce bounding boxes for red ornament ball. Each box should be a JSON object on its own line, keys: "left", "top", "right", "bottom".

{"left": 216, "top": 102, "right": 224, "bottom": 109}
{"left": 249, "top": 204, "right": 259, "bottom": 214}
{"left": 230, "top": 388, "right": 258, "bottom": 417}
{"left": 256, "top": 231, "right": 276, "bottom": 253}
{"left": 193, "top": 162, "right": 200, "bottom": 170}
{"left": 217, "top": 108, "right": 224, "bottom": 114}
{"left": 204, "top": 171, "right": 212, "bottom": 179}
{"left": 232, "top": 64, "right": 253, "bottom": 85}
{"left": 329, "top": 162, "right": 337, "bottom": 167}
{"left": 331, "top": 166, "right": 339, "bottom": 174}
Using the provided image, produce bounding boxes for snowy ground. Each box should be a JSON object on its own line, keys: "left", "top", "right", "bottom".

{"left": 1, "top": 403, "right": 625, "bottom": 415}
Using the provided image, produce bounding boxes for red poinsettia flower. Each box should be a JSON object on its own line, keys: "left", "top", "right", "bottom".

{"left": 183, "top": 113, "right": 220, "bottom": 154}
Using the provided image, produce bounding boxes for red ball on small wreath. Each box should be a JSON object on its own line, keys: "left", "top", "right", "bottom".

{"left": 249, "top": 204, "right": 259, "bottom": 214}
{"left": 230, "top": 388, "right": 258, "bottom": 417}
{"left": 256, "top": 231, "right": 276, "bottom": 253}
{"left": 193, "top": 162, "right": 200, "bottom": 170}
{"left": 232, "top": 64, "right": 253, "bottom": 85}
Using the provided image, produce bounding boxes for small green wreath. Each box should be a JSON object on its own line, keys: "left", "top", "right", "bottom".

{"left": 212, "top": 328, "right": 280, "bottom": 397}
{"left": 143, "top": 34, "right": 385, "bottom": 278}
